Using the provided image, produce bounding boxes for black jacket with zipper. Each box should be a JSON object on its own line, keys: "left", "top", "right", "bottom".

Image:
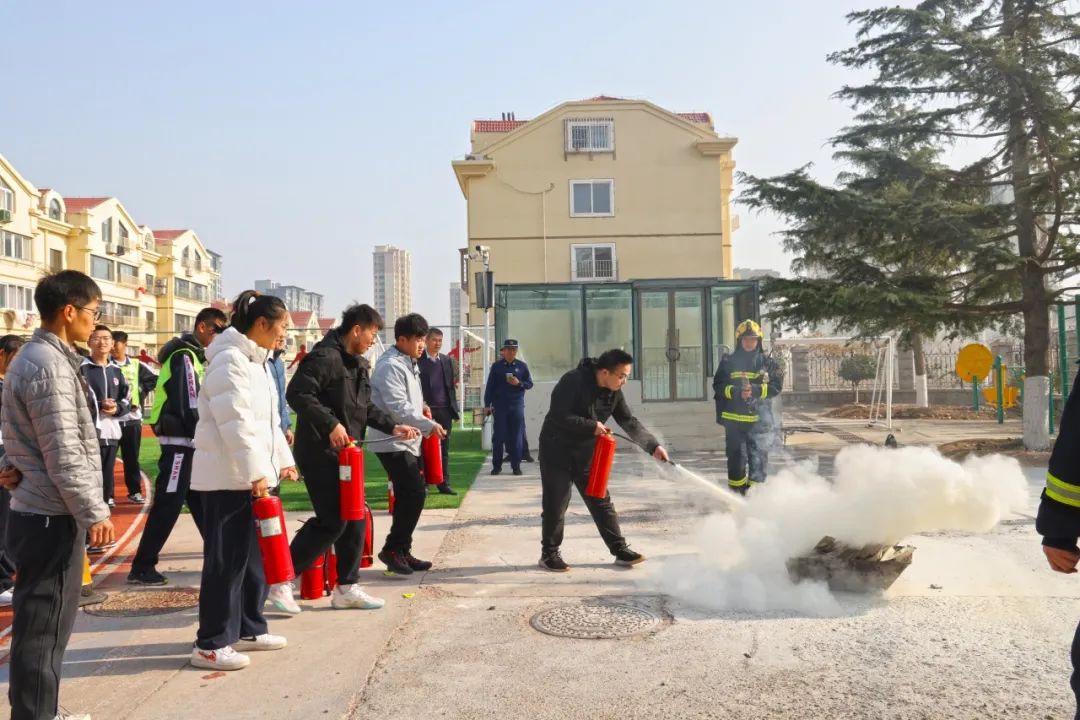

{"left": 286, "top": 329, "right": 397, "bottom": 470}
{"left": 539, "top": 358, "right": 659, "bottom": 464}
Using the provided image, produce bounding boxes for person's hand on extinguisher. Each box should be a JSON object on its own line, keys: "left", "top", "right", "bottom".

{"left": 431, "top": 423, "right": 448, "bottom": 439}
{"left": 652, "top": 446, "right": 670, "bottom": 462}
{"left": 393, "top": 425, "right": 421, "bottom": 440}
{"left": 594, "top": 422, "right": 611, "bottom": 436}
{"left": 279, "top": 466, "right": 299, "bottom": 483}
{"left": 251, "top": 477, "right": 269, "bottom": 497}
{"left": 328, "top": 423, "right": 350, "bottom": 450}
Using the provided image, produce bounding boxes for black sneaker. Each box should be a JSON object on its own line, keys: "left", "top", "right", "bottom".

{"left": 523, "top": 455, "right": 535, "bottom": 463}
{"left": 512, "top": 468, "right": 523, "bottom": 476}
{"left": 404, "top": 554, "right": 432, "bottom": 572}
{"left": 436, "top": 483, "right": 457, "bottom": 496}
{"left": 539, "top": 551, "right": 570, "bottom": 572}
{"left": 378, "top": 549, "right": 414, "bottom": 575}
{"left": 613, "top": 548, "right": 646, "bottom": 567}
{"left": 490, "top": 468, "right": 502, "bottom": 476}
{"left": 127, "top": 568, "right": 169, "bottom": 586}
{"left": 127, "top": 492, "right": 146, "bottom": 504}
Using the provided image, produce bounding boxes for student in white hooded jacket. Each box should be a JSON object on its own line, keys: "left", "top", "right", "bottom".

{"left": 189, "top": 291, "right": 297, "bottom": 672}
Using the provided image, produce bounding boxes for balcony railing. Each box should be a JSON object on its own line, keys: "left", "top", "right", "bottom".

{"left": 117, "top": 274, "right": 141, "bottom": 289}
{"left": 99, "top": 314, "right": 140, "bottom": 329}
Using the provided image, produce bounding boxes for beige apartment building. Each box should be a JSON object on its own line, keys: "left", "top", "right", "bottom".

{"left": 373, "top": 244, "right": 411, "bottom": 343}
{"left": 451, "top": 97, "right": 757, "bottom": 407}
{"left": 0, "top": 152, "right": 220, "bottom": 357}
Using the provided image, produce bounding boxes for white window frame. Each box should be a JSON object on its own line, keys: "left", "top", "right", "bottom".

{"left": 565, "top": 118, "right": 614, "bottom": 153}
{"left": 89, "top": 254, "right": 115, "bottom": 282}
{"left": 0, "top": 180, "right": 13, "bottom": 214}
{"left": 0, "top": 283, "right": 34, "bottom": 312}
{"left": 570, "top": 243, "right": 617, "bottom": 282}
{"left": 569, "top": 179, "right": 615, "bottom": 218}
{"left": 0, "top": 230, "right": 31, "bottom": 262}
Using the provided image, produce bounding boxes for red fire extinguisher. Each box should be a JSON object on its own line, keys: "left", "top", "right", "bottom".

{"left": 325, "top": 549, "right": 338, "bottom": 591}
{"left": 253, "top": 494, "right": 295, "bottom": 585}
{"left": 300, "top": 553, "right": 326, "bottom": 600}
{"left": 339, "top": 439, "right": 365, "bottom": 521}
{"left": 420, "top": 407, "right": 443, "bottom": 484}
{"left": 387, "top": 479, "right": 395, "bottom": 514}
{"left": 584, "top": 432, "right": 617, "bottom": 499}
{"left": 360, "top": 503, "right": 374, "bottom": 568}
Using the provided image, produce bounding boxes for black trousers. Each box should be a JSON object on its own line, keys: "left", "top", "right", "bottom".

{"left": 191, "top": 490, "right": 268, "bottom": 650}
{"left": 99, "top": 442, "right": 119, "bottom": 503}
{"left": 0, "top": 486, "right": 16, "bottom": 591}
{"left": 539, "top": 443, "right": 626, "bottom": 555}
{"left": 376, "top": 451, "right": 425, "bottom": 553}
{"left": 290, "top": 457, "right": 366, "bottom": 586}
{"left": 118, "top": 421, "right": 143, "bottom": 496}
{"left": 132, "top": 445, "right": 195, "bottom": 573}
{"left": 7, "top": 512, "right": 83, "bottom": 720}
{"left": 429, "top": 406, "right": 454, "bottom": 481}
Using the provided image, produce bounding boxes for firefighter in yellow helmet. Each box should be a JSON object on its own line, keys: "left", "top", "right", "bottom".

{"left": 712, "top": 320, "right": 783, "bottom": 494}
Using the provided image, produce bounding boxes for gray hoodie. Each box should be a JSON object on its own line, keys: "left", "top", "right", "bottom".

{"left": 1, "top": 328, "right": 108, "bottom": 527}
{"left": 368, "top": 346, "right": 437, "bottom": 455}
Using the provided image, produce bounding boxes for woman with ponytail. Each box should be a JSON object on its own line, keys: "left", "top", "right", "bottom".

{"left": 189, "top": 290, "right": 298, "bottom": 671}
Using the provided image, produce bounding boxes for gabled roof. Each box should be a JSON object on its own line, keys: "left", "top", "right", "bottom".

{"left": 290, "top": 311, "right": 314, "bottom": 327}
{"left": 64, "top": 197, "right": 111, "bottom": 212}
{"left": 152, "top": 229, "right": 186, "bottom": 241}
{"left": 318, "top": 317, "right": 335, "bottom": 331}
{"left": 474, "top": 119, "right": 528, "bottom": 133}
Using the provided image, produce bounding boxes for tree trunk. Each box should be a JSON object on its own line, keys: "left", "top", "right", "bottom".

{"left": 1004, "top": 0, "right": 1051, "bottom": 449}
{"left": 853, "top": 383, "right": 859, "bottom": 404}
{"left": 911, "top": 332, "right": 929, "bottom": 408}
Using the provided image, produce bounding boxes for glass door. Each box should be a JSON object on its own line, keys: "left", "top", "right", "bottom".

{"left": 639, "top": 289, "right": 705, "bottom": 401}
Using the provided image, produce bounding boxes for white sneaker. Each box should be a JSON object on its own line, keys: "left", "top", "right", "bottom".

{"left": 331, "top": 583, "right": 386, "bottom": 610}
{"left": 56, "top": 709, "right": 91, "bottom": 720}
{"left": 266, "top": 582, "right": 301, "bottom": 614}
{"left": 190, "top": 645, "right": 250, "bottom": 671}
{"left": 0, "top": 589, "right": 13, "bottom": 606}
{"left": 235, "top": 633, "right": 287, "bottom": 651}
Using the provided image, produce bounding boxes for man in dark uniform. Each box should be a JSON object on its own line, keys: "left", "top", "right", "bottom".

{"left": 1037, "top": 366, "right": 1080, "bottom": 720}
{"left": 712, "top": 319, "right": 783, "bottom": 495}
{"left": 418, "top": 327, "right": 459, "bottom": 495}
{"left": 484, "top": 339, "right": 532, "bottom": 476}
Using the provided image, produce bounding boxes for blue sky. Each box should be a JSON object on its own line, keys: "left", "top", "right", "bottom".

{"left": 2, "top": 0, "right": 900, "bottom": 325}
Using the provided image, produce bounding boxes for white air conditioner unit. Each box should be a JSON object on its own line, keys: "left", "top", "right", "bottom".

{"left": 105, "top": 243, "right": 117, "bottom": 256}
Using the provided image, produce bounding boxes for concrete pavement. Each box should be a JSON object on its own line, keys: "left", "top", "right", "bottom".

{"left": 2, "top": 413, "right": 1075, "bottom": 719}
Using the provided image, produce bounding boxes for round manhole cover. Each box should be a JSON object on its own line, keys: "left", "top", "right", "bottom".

{"left": 530, "top": 603, "right": 662, "bottom": 639}
{"left": 83, "top": 588, "right": 199, "bottom": 617}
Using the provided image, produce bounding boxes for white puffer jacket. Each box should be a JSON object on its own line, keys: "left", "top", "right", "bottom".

{"left": 192, "top": 327, "right": 293, "bottom": 492}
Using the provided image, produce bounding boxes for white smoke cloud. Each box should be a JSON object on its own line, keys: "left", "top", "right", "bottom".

{"left": 644, "top": 445, "right": 1029, "bottom": 616}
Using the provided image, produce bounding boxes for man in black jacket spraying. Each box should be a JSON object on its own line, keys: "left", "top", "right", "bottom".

{"left": 128, "top": 307, "right": 227, "bottom": 585}
{"left": 276, "top": 304, "right": 420, "bottom": 612}
{"left": 538, "top": 349, "right": 669, "bottom": 572}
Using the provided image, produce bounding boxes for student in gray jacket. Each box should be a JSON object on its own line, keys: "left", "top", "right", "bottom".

{"left": 1, "top": 270, "right": 114, "bottom": 720}
{"left": 368, "top": 313, "right": 446, "bottom": 575}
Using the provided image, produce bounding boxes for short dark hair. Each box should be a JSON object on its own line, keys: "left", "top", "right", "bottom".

{"left": 195, "top": 307, "right": 228, "bottom": 328}
{"left": 340, "top": 304, "right": 383, "bottom": 333}
{"left": 0, "top": 335, "right": 25, "bottom": 356}
{"left": 230, "top": 291, "right": 287, "bottom": 334}
{"left": 92, "top": 324, "right": 111, "bottom": 335}
{"left": 111, "top": 330, "right": 129, "bottom": 343}
{"left": 394, "top": 313, "right": 429, "bottom": 341}
{"left": 428, "top": 327, "right": 444, "bottom": 338}
{"left": 34, "top": 271, "right": 102, "bottom": 322}
{"left": 596, "top": 348, "right": 634, "bottom": 371}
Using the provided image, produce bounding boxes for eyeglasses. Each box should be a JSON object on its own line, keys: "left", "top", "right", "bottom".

{"left": 74, "top": 306, "right": 101, "bottom": 321}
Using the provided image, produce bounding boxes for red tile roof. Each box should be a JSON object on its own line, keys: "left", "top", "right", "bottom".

{"left": 64, "top": 197, "right": 110, "bottom": 212}
{"left": 290, "top": 311, "right": 313, "bottom": 327}
{"left": 152, "top": 229, "right": 186, "bottom": 240}
{"left": 37, "top": 188, "right": 51, "bottom": 194}
{"left": 677, "top": 112, "right": 711, "bottom": 124}
{"left": 473, "top": 120, "right": 528, "bottom": 133}
{"left": 318, "top": 317, "right": 335, "bottom": 331}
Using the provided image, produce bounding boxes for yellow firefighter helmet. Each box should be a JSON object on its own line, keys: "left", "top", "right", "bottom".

{"left": 735, "top": 319, "right": 762, "bottom": 339}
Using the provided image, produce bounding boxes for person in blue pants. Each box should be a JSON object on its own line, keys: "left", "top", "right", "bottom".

{"left": 484, "top": 339, "right": 533, "bottom": 476}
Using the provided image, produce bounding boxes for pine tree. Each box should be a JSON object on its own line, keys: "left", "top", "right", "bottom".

{"left": 745, "top": 0, "right": 1080, "bottom": 446}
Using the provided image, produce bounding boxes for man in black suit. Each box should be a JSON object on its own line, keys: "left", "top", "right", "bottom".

{"left": 418, "top": 327, "right": 459, "bottom": 495}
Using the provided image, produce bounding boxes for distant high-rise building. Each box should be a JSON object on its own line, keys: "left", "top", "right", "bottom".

{"left": 373, "top": 245, "right": 411, "bottom": 342}
{"left": 449, "top": 282, "right": 468, "bottom": 346}
{"left": 253, "top": 279, "right": 325, "bottom": 318}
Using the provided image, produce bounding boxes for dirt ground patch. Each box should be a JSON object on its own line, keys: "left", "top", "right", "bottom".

{"left": 937, "top": 437, "right": 1049, "bottom": 466}
{"left": 825, "top": 403, "right": 1017, "bottom": 421}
